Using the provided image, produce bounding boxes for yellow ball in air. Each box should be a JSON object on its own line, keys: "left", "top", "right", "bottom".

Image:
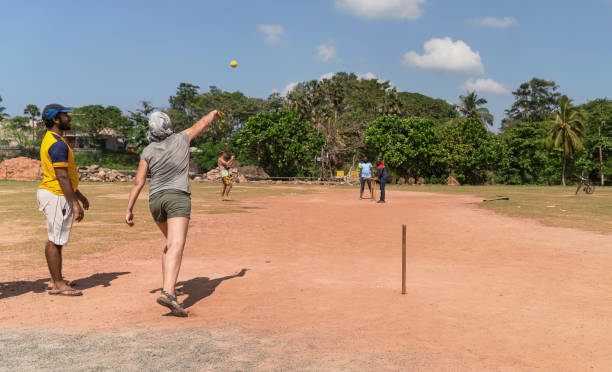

{"left": 230, "top": 60, "right": 238, "bottom": 68}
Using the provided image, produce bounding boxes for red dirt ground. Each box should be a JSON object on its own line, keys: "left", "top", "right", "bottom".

{"left": 1, "top": 188, "right": 611, "bottom": 370}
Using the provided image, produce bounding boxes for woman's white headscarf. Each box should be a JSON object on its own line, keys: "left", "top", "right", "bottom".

{"left": 147, "top": 111, "right": 173, "bottom": 142}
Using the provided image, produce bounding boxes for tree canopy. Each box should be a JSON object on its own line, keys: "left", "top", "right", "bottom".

{"left": 232, "top": 109, "right": 325, "bottom": 177}
{"left": 1, "top": 73, "right": 610, "bottom": 185}
{"left": 503, "top": 78, "right": 561, "bottom": 128}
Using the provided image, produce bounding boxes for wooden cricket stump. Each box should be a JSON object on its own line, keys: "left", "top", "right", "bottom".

{"left": 365, "top": 177, "right": 378, "bottom": 200}
{"left": 402, "top": 224, "right": 406, "bottom": 295}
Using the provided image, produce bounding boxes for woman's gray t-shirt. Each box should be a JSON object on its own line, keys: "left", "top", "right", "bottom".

{"left": 141, "top": 131, "right": 190, "bottom": 196}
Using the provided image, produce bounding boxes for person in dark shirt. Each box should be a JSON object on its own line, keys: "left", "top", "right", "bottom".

{"left": 376, "top": 157, "right": 388, "bottom": 203}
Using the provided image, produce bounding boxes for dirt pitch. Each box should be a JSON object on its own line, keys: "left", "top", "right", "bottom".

{"left": 1, "top": 184, "right": 611, "bottom": 371}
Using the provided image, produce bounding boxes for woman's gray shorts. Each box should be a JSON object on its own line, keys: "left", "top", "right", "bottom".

{"left": 149, "top": 189, "right": 191, "bottom": 222}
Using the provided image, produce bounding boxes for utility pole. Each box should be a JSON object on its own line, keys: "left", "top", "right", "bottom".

{"left": 599, "top": 121, "right": 605, "bottom": 186}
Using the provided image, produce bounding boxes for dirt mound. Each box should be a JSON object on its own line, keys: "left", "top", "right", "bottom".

{"left": 78, "top": 165, "right": 135, "bottom": 182}
{"left": 0, "top": 157, "right": 43, "bottom": 181}
{"left": 446, "top": 176, "right": 460, "bottom": 186}
{"left": 198, "top": 168, "right": 247, "bottom": 183}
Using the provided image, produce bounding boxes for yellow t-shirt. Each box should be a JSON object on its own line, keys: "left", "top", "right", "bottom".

{"left": 39, "top": 130, "right": 79, "bottom": 195}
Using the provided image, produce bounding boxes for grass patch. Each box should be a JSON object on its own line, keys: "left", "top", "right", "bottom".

{"left": 0, "top": 181, "right": 318, "bottom": 269}
{"left": 73, "top": 151, "right": 141, "bottom": 170}
{"left": 390, "top": 184, "right": 612, "bottom": 235}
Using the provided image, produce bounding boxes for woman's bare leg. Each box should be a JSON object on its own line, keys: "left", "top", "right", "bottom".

{"left": 162, "top": 217, "right": 189, "bottom": 296}
{"left": 155, "top": 221, "right": 168, "bottom": 289}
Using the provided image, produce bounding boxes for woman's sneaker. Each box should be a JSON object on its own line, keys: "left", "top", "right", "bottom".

{"left": 157, "top": 290, "right": 188, "bottom": 317}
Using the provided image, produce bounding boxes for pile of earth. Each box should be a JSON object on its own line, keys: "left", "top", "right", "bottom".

{"left": 0, "top": 157, "right": 43, "bottom": 181}
{"left": 196, "top": 168, "right": 247, "bottom": 183}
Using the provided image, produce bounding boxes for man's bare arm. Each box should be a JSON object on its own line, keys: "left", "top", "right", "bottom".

{"left": 55, "top": 167, "right": 84, "bottom": 222}
{"left": 75, "top": 189, "right": 89, "bottom": 210}
{"left": 218, "top": 155, "right": 235, "bottom": 167}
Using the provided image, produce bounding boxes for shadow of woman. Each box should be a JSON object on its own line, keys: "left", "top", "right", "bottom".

{"left": 0, "top": 272, "right": 131, "bottom": 300}
{"left": 150, "top": 268, "right": 248, "bottom": 309}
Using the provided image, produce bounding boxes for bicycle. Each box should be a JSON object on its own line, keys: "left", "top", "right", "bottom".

{"left": 575, "top": 176, "right": 594, "bottom": 195}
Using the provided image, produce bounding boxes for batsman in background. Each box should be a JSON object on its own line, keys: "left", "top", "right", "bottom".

{"left": 125, "top": 109, "right": 222, "bottom": 317}
{"left": 218, "top": 150, "right": 235, "bottom": 201}
{"left": 38, "top": 104, "right": 89, "bottom": 296}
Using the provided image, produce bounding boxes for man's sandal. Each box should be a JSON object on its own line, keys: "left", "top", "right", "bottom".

{"left": 157, "top": 290, "right": 187, "bottom": 317}
{"left": 48, "top": 288, "right": 82, "bottom": 296}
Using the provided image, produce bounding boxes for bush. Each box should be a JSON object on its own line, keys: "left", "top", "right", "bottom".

{"left": 231, "top": 109, "right": 325, "bottom": 177}
{"left": 74, "top": 150, "right": 140, "bottom": 170}
{"left": 193, "top": 141, "right": 232, "bottom": 172}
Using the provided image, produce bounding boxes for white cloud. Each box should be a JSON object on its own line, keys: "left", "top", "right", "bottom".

{"left": 357, "top": 72, "right": 378, "bottom": 80}
{"left": 461, "top": 78, "right": 511, "bottom": 95}
{"left": 335, "top": 0, "right": 426, "bottom": 20}
{"left": 282, "top": 82, "right": 298, "bottom": 97}
{"left": 316, "top": 39, "right": 340, "bottom": 63}
{"left": 257, "top": 24, "right": 284, "bottom": 44}
{"left": 402, "top": 37, "right": 484, "bottom": 75}
{"left": 468, "top": 16, "right": 518, "bottom": 29}
{"left": 358, "top": 72, "right": 398, "bottom": 89}
{"left": 319, "top": 72, "right": 336, "bottom": 80}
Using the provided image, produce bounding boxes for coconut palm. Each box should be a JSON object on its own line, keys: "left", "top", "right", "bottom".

{"left": 458, "top": 91, "right": 494, "bottom": 126}
{"left": 24, "top": 104, "right": 40, "bottom": 142}
{"left": 548, "top": 96, "right": 586, "bottom": 185}
{"left": 0, "top": 95, "right": 8, "bottom": 120}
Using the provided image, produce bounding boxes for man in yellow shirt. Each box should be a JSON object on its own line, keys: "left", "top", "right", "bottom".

{"left": 38, "top": 104, "right": 89, "bottom": 296}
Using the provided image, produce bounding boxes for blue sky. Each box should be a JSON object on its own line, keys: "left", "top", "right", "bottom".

{"left": 1, "top": 0, "right": 611, "bottom": 130}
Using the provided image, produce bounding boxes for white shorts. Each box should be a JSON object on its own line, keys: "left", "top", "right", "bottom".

{"left": 37, "top": 188, "right": 74, "bottom": 246}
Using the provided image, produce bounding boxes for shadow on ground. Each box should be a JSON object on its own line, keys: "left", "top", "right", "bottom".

{"left": 0, "top": 272, "right": 130, "bottom": 300}
{"left": 150, "top": 268, "right": 248, "bottom": 309}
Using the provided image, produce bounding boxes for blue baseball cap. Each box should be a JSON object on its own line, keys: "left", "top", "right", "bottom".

{"left": 42, "top": 104, "right": 73, "bottom": 120}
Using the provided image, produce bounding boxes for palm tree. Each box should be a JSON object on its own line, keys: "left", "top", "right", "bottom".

{"left": 0, "top": 95, "right": 8, "bottom": 120}
{"left": 24, "top": 104, "right": 40, "bottom": 143}
{"left": 458, "top": 91, "right": 494, "bottom": 126}
{"left": 548, "top": 96, "right": 586, "bottom": 186}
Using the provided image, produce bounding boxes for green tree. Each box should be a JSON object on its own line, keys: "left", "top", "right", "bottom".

{"left": 167, "top": 84, "right": 266, "bottom": 146}
{"left": 548, "top": 97, "right": 586, "bottom": 185}
{"left": 24, "top": 104, "right": 41, "bottom": 143}
{"left": 265, "top": 92, "right": 284, "bottom": 112}
{"left": 232, "top": 109, "right": 325, "bottom": 177}
{"left": 364, "top": 115, "right": 441, "bottom": 178}
{"left": 503, "top": 78, "right": 561, "bottom": 128}
{"left": 498, "top": 121, "right": 559, "bottom": 184}
{"left": 458, "top": 91, "right": 493, "bottom": 126}
{"left": 286, "top": 72, "right": 405, "bottom": 167}
{"left": 72, "top": 105, "right": 131, "bottom": 148}
{"left": 0, "top": 95, "right": 8, "bottom": 120}
{"left": 436, "top": 119, "right": 504, "bottom": 184}
{"left": 396, "top": 92, "right": 457, "bottom": 122}
{"left": 193, "top": 140, "right": 227, "bottom": 171}
{"left": 577, "top": 99, "right": 612, "bottom": 185}
{"left": 168, "top": 82, "right": 201, "bottom": 130}
{"left": 7, "top": 116, "right": 30, "bottom": 148}
{"left": 127, "top": 101, "right": 156, "bottom": 154}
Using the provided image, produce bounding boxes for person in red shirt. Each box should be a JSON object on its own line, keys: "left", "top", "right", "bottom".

{"left": 376, "top": 157, "right": 388, "bottom": 203}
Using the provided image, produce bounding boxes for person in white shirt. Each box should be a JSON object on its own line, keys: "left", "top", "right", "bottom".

{"left": 358, "top": 156, "right": 373, "bottom": 199}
